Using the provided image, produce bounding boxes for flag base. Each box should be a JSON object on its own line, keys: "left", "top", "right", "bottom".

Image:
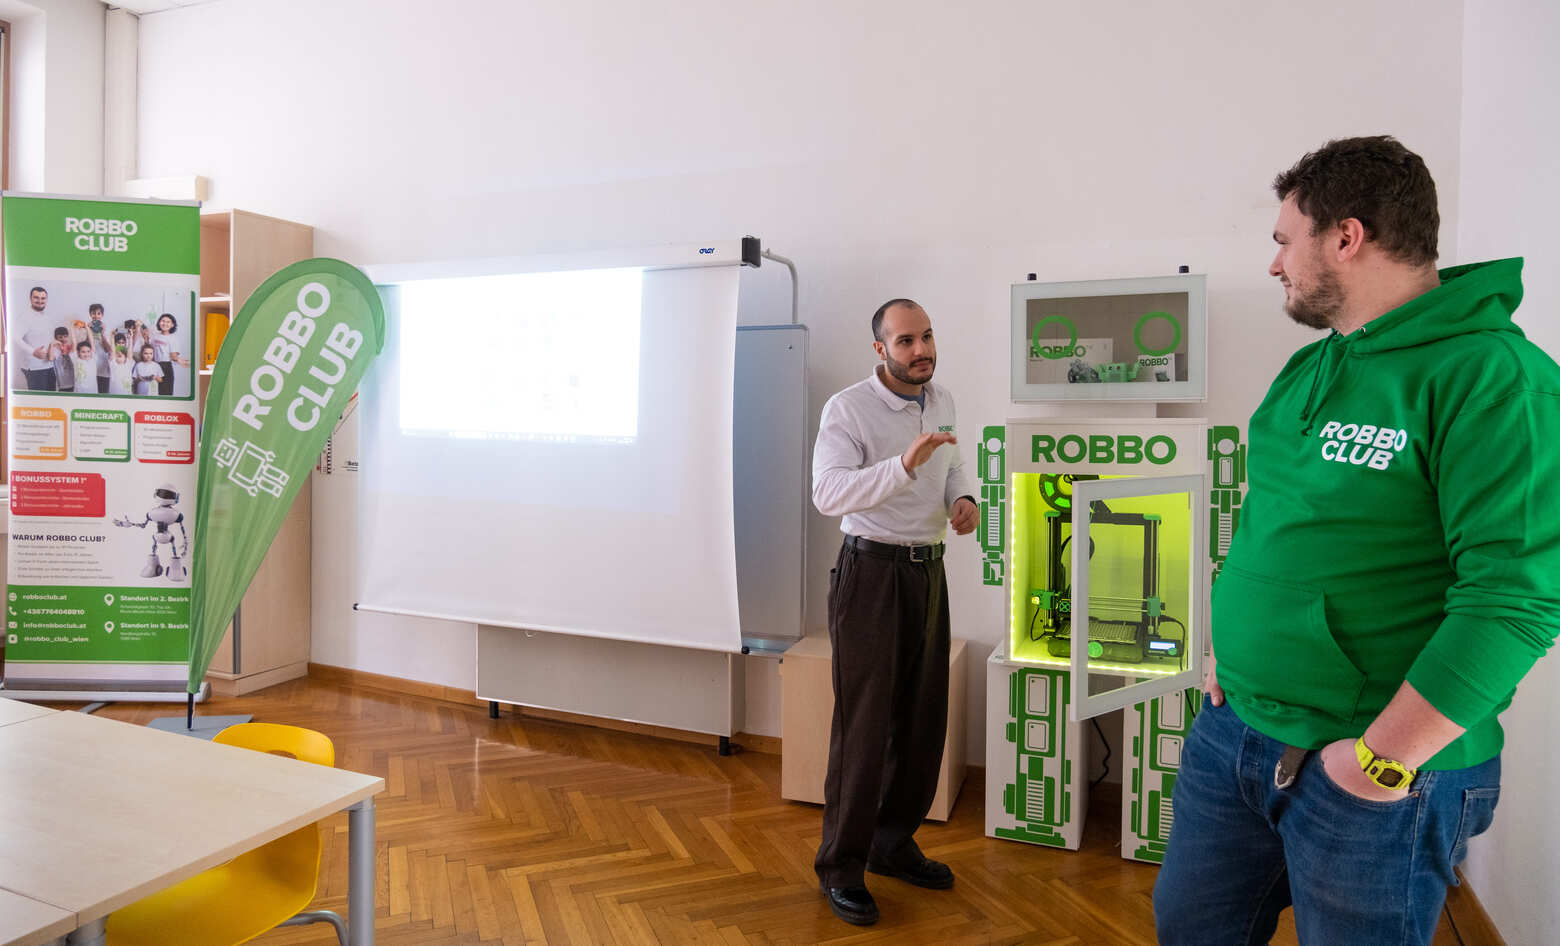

{"left": 147, "top": 713, "right": 253, "bottom": 740}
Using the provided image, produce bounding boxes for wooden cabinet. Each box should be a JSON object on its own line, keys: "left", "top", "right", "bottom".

{"left": 779, "top": 635, "right": 968, "bottom": 821}
{"left": 198, "top": 210, "right": 315, "bottom": 695}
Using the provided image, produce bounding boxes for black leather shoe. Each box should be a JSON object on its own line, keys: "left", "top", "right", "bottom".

{"left": 819, "top": 884, "right": 878, "bottom": 925}
{"left": 866, "top": 855, "right": 955, "bottom": 889}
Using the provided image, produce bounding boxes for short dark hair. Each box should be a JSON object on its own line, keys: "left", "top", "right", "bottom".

{"left": 89, "top": 303, "right": 104, "bottom": 314}
{"left": 30, "top": 286, "right": 45, "bottom": 296}
{"left": 871, "top": 298, "right": 921, "bottom": 341}
{"left": 53, "top": 326, "right": 69, "bottom": 338}
{"left": 1273, "top": 136, "right": 1439, "bottom": 267}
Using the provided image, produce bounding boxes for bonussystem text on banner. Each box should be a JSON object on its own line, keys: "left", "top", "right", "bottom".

{"left": 3, "top": 193, "right": 201, "bottom": 695}
{"left": 188, "top": 259, "right": 383, "bottom": 692}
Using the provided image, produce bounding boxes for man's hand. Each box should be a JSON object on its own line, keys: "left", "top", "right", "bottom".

{"left": 1319, "top": 737, "right": 1411, "bottom": 804}
{"left": 949, "top": 497, "right": 978, "bottom": 535}
{"left": 901, "top": 432, "right": 955, "bottom": 474}
{"left": 1323, "top": 682, "right": 1461, "bottom": 801}
{"left": 1203, "top": 650, "right": 1224, "bottom": 707}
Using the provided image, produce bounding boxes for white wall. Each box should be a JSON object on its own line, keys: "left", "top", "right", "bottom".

{"left": 0, "top": 0, "right": 103, "bottom": 193}
{"left": 135, "top": 0, "right": 1466, "bottom": 757}
{"left": 1456, "top": 2, "right": 1560, "bottom": 943}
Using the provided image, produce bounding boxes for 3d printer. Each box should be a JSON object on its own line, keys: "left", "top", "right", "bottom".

{"left": 1025, "top": 475, "right": 1185, "bottom": 664}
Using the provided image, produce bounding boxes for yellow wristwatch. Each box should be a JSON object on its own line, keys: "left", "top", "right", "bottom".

{"left": 1355, "top": 737, "right": 1417, "bottom": 791}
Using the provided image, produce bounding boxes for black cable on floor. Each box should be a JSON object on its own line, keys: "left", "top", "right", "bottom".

{"left": 1091, "top": 717, "right": 1111, "bottom": 788}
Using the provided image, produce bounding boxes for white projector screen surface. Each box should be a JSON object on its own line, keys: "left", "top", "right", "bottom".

{"left": 397, "top": 268, "right": 642, "bottom": 443}
{"left": 357, "top": 261, "right": 742, "bottom": 653}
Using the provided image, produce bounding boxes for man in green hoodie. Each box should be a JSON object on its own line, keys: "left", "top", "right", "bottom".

{"left": 1155, "top": 136, "right": 1560, "bottom": 945}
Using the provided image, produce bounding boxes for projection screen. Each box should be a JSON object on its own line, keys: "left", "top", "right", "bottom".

{"left": 356, "top": 243, "right": 745, "bottom": 653}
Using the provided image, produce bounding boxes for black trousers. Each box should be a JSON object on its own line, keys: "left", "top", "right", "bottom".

{"left": 158, "top": 361, "right": 175, "bottom": 396}
{"left": 814, "top": 539, "right": 951, "bottom": 888}
{"left": 23, "top": 368, "right": 56, "bottom": 391}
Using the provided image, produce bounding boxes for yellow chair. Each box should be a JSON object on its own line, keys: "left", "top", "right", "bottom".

{"left": 107, "top": 723, "right": 347, "bottom": 946}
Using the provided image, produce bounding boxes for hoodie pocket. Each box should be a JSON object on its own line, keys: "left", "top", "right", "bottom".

{"left": 1212, "top": 564, "right": 1366, "bottom": 724}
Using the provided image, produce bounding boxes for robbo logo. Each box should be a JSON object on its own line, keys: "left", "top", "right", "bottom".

{"left": 1316, "top": 420, "right": 1408, "bottom": 471}
{"left": 64, "top": 217, "right": 137, "bottom": 252}
{"left": 1032, "top": 433, "right": 1176, "bottom": 465}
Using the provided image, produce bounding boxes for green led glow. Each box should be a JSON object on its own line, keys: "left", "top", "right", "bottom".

{"left": 1008, "top": 652, "right": 1185, "bottom": 677}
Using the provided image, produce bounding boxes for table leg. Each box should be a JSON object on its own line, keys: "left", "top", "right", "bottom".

{"left": 65, "top": 917, "right": 106, "bottom": 946}
{"left": 348, "top": 796, "right": 376, "bottom": 946}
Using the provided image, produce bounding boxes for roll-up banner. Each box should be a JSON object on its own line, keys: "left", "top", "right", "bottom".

{"left": 2, "top": 193, "right": 201, "bottom": 699}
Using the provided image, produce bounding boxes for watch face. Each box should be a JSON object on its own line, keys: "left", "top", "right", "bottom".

{"left": 1377, "top": 767, "right": 1405, "bottom": 788}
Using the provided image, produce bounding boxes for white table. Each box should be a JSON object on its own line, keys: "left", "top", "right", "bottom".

{"left": 0, "top": 700, "right": 384, "bottom": 946}
{"left": 0, "top": 699, "right": 54, "bottom": 728}
{"left": 0, "top": 890, "right": 74, "bottom": 946}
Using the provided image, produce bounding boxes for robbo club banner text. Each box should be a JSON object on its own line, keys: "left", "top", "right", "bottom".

{"left": 3, "top": 193, "right": 200, "bottom": 690}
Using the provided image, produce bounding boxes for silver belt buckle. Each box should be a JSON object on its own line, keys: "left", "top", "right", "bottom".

{"left": 908, "top": 544, "right": 924, "bottom": 562}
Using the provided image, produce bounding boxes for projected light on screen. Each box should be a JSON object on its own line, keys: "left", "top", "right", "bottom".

{"left": 397, "top": 267, "right": 643, "bottom": 443}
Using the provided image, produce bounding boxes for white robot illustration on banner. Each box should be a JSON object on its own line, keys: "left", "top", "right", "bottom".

{"left": 114, "top": 483, "right": 190, "bottom": 579}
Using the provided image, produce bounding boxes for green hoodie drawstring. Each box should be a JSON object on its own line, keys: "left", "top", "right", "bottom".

{"left": 1298, "top": 332, "right": 1338, "bottom": 436}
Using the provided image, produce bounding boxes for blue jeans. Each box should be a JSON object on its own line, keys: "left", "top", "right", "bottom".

{"left": 1154, "top": 701, "right": 1500, "bottom": 946}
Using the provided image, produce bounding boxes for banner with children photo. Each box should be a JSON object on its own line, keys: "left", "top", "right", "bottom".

{"left": 2, "top": 192, "right": 200, "bottom": 696}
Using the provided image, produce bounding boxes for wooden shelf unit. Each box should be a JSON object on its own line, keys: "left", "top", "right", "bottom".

{"left": 198, "top": 209, "right": 316, "bottom": 696}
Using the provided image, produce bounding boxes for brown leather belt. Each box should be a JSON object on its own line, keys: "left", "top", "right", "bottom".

{"left": 1274, "top": 744, "right": 1311, "bottom": 790}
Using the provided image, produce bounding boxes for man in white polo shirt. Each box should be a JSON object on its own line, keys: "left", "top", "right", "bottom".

{"left": 14, "top": 286, "right": 62, "bottom": 391}
{"left": 810, "top": 298, "right": 977, "bottom": 926}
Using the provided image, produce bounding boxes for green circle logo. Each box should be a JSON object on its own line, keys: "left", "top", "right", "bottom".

{"left": 1133, "top": 311, "right": 1182, "bottom": 356}
{"left": 1030, "top": 315, "right": 1079, "bottom": 360}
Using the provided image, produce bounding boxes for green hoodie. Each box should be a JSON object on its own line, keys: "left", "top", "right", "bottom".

{"left": 1213, "top": 258, "right": 1560, "bottom": 769}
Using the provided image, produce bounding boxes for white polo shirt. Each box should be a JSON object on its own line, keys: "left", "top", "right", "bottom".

{"left": 812, "top": 366, "right": 974, "bottom": 545}
{"left": 15, "top": 309, "right": 62, "bottom": 372}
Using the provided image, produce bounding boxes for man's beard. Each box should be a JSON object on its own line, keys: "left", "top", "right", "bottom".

{"left": 1284, "top": 265, "right": 1345, "bottom": 331}
{"left": 884, "top": 352, "right": 934, "bottom": 385}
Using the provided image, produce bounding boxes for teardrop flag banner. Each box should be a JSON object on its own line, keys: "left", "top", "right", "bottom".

{"left": 188, "top": 259, "right": 384, "bottom": 693}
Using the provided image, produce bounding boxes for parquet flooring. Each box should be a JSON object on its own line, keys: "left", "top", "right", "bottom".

{"left": 75, "top": 676, "right": 1469, "bottom": 945}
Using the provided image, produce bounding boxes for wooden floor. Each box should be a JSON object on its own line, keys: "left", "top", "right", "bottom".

{"left": 77, "top": 676, "right": 1473, "bottom": 945}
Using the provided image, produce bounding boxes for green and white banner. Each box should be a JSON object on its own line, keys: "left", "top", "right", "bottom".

{"left": 3, "top": 193, "right": 201, "bottom": 692}
{"left": 189, "top": 259, "right": 383, "bottom": 692}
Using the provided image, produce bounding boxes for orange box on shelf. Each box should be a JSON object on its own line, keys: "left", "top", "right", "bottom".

{"left": 203, "top": 309, "right": 230, "bottom": 367}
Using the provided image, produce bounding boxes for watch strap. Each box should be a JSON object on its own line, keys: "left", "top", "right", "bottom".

{"left": 1355, "top": 737, "right": 1417, "bottom": 791}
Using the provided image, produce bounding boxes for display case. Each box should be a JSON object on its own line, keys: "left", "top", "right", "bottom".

{"left": 1010, "top": 273, "right": 1207, "bottom": 402}
{"left": 1005, "top": 418, "right": 1207, "bottom": 719}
